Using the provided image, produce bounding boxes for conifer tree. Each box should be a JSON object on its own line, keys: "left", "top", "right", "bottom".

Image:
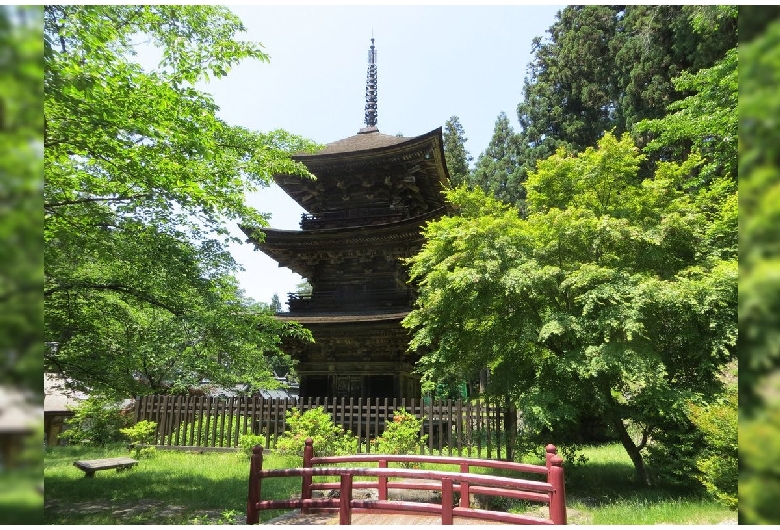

{"left": 470, "top": 112, "right": 526, "bottom": 208}
{"left": 442, "top": 116, "right": 472, "bottom": 188}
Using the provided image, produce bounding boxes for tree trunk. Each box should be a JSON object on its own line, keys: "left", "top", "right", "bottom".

{"left": 612, "top": 418, "right": 654, "bottom": 486}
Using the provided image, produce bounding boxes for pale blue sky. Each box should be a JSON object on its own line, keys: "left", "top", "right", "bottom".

{"left": 201, "top": 5, "right": 563, "bottom": 307}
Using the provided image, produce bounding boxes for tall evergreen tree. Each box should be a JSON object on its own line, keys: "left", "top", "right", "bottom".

{"left": 442, "top": 116, "right": 472, "bottom": 188}
{"left": 612, "top": 5, "right": 737, "bottom": 131}
{"left": 515, "top": 5, "right": 737, "bottom": 190}
{"left": 270, "top": 293, "right": 282, "bottom": 313}
{"left": 470, "top": 112, "right": 526, "bottom": 207}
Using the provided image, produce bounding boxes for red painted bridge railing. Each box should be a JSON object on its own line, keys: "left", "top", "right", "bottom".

{"left": 246, "top": 438, "right": 566, "bottom": 525}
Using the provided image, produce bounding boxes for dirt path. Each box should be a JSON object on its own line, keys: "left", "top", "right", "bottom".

{"left": 44, "top": 498, "right": 245, "bottom": 525}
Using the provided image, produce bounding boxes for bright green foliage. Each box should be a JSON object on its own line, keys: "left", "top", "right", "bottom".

{"left": 403, "top": 132, "right": 736, "bottom": 485}
{"left": 374, "top": 410, "right": 427, "bottom": 466}
{"left": 737, "top": 11, "right": 780, "bottom": 525}
{"left": 274, "top": 407, "right": 357, "bottom": 458}
{"left": 58, "top": 395, "right": 132, "bottom": 446}
{"left": 635, "top": 48, "right": 737, "bottom": 185}
{"left": 0, "top": 6, "right": 43, "bottom": 395}
{"left": 687, "top": 384, "right": 737, "bottom": 508}
{"left": 120, "top": 420, "right": 158, "bottom": 459}
{"left": 238, "top": 433, "right": 266, "bottom": 456}
{"left": 43, "top": 6, "right": 315, "bottom": 398}
{"left": 739, "top": 403, "right": 780, "bottom": 524}
{"left": 738, "top": 15, "right": 780, "bottom": 415}
{"left": 120, "top": 420, "right": 157, "bottom": 445}
{"left": 470, "top": 112, "right": 526, "bottom": 208}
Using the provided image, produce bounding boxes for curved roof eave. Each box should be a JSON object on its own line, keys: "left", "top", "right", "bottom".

{"left": 294, "top": 127, "right": 442, "bottom": 160}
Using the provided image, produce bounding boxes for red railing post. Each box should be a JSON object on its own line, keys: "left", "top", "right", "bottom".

{"left": 441, "top": 478, "right": 454, "bottom": 525}
{"left": 378, "top": 459, "right": 388, "bottom": 500}
{"left": 301, "top": 437, "right": 314, "bottom": 515}
{"left": 246, "top": 445, "right": 263, "bottom": 524}
{"left": 339, "top": 474, "right": 353, "bottom": 525}
{"left": 548, "top": 454, "right": 567, "bottom": 525}
{"left": 459, "top": 462, "right": 470, "bottom": 508}
{"left": 545, "top": 443, "right": 557, "bottom": 469}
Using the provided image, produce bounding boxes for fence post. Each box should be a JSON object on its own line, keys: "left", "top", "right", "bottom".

{"left": 301, "top": 437, "right": 314, "bottom": 515}
{"left": 378, "top": 459, "right": 388, "bottom": 500}
{"left": 459, "top": 462, "right": 470, "bottom": 508}
{"left": 339, "top": 474, "right": 353, "bottom": 525}
{"left": 548, "top": 453, "right": 567, "bottom": 525}
{"left": 246, "top": 445, "right": 263, "bottom": 524}
{"left": 133, "top": 395, "right": 141, "bottom": 424}
{"left": 441, "top": 478, "right": 453, "bottom": 525}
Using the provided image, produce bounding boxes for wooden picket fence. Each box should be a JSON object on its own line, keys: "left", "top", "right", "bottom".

{"left": 133, "top": 395, "right": 508, "bottom": 459}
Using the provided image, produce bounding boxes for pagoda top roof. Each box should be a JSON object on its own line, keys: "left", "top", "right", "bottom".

{"left": 292, "top": 127, "right": 442, "bottom": 163}
{"left": 274, "top": 127, "right": 450, "bottom": 216}
{"left": 304, "top": 128, "right": 410, "bottom": 156}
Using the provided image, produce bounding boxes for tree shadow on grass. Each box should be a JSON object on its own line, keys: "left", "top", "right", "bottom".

{"left": 564, "top": 459, "right": 706, "bottom": 508}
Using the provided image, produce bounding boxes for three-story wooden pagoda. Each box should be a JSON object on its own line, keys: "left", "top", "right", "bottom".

{"left": 242, "top": 39, "right": 451, "bottom": 399}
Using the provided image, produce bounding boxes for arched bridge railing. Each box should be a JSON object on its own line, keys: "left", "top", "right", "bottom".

{"left": 246, "top": 438, "right": 566, "bottom": 525}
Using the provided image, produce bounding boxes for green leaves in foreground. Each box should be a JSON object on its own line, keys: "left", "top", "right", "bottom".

{"left": 43, "top": 6, "right": 316, "bottom": 397}
{"left": 403, "top": 133, "right": 736, "bottom": 486}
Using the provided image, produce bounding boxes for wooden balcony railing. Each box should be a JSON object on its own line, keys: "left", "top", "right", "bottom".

{"left": 300, "top": 208, "right": 405, "bottom": 230}
{"left": 287, "top": 288, "right": 410, "bottom": 312}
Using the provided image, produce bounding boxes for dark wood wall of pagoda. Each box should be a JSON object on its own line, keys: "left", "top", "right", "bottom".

{"left": 242, "top": 129, "right": 450, "bottom": 400}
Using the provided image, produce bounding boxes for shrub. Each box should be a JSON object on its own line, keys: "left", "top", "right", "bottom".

{"left": 374, "top": 409, "right": 427, "bottom": 466}
{"left": 739, "top": 402, "right": 780, "bottom": 524}
{"left": 275, "top": 407, "right": 356, "bottom": 458}
{"left": 687, "top": 385, "right": 737, "bottom": 509}
{"left": 120, "top": 420, "right": 158, "bottom": 459}
{"left": 58, "top": 395, "right": 131, "bottom": 446}
{"left": 238, "top": 433, "right": 265, "bottom": 457}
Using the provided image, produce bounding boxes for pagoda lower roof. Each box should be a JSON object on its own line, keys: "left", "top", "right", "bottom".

{"left": 274, "top": 310, "right": 409, "bottom": 325}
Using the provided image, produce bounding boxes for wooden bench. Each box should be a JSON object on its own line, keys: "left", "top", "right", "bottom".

{"left": 73, "top": 457, "right": 139, "bottom": 478}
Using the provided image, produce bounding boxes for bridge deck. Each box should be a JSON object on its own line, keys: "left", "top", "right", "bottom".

{"left": 264, "top": 511, "right": 508, "bottom": 525}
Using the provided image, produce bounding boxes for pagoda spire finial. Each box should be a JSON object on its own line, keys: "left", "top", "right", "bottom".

{"left": 361, "top": 36, "right": 378, "bottom": 133}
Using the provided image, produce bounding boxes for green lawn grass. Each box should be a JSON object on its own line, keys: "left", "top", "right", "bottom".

{"left": 0, "top": 470, "right": 44, "bottom": 524}
{"left": 44, "top": 445, "right": 299, "bottom": 525}
{"left": 43, "top": 442, "right": 736, "bottom": 525}
{"left": 539, "top": 444, "right": 735, "bottom": 525}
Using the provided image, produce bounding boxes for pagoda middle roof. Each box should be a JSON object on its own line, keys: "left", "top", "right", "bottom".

{"left": 241, "top": 208, "right": 444, "bottom": 278}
